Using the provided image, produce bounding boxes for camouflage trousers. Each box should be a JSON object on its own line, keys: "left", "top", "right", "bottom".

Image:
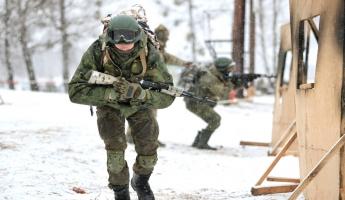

{"left": 185, "top": 99, "right": 221, "bottom": 136}
{"left": 96, "top": 106, "right": 159, "bottom": 187}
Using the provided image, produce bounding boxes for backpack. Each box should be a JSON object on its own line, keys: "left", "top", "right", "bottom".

{"left": 178, "top": 65, "right": 208, "bottom": 90}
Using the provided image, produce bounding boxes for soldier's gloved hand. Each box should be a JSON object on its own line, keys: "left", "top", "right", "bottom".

{"left": 113, "top": 78, "right": 148, "bottom": 102}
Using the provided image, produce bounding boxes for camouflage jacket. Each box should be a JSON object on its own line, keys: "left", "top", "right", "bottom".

{"left": 190, "top": 67, "right": 233, "bottom": 101}
{"left": 161, "top": 51, "right": 187, "bottom": 67}
{"left": 68, "top": 39, "right": 175, "bottom": 117}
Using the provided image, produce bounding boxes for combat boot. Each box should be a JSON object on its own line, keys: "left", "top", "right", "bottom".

{"left": 193, "top": 130, "right": 217, "bottom": 150}
{"left": 131, "top": 173, "right": 155, "bottom": 200}
{"left": 191, "top": 131, "right": 202, "bottom": 147}
{"left": 112, "top": 184, "right": 130, "bottom": 200}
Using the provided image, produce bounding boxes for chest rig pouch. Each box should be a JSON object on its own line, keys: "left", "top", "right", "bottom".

{"left": 102, "top": 49, "right": 147, "bottom": 81}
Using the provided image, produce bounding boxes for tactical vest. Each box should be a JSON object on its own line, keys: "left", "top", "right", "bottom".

{"left": 98, "top": 35, "right": 152, "bottom": 83}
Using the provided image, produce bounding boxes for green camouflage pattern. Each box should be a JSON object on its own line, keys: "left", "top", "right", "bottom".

{"left": 154, "top": 24, "right": 188, "bottom": 67}
{"left": 190, "top": 67, "right": 233, "bottom": 101}
{"left": 162, "top": 51, "right": 188, "bottom": 67}
{"left": 97, "top": 106, "right": 158, "bottom": 186}
{"left": 68, "top": 33, "right": 174, "bottom": 187}
{"left": 68, "top": 39, "right": 175, "bottom": 117}
{"left": 185, "top": 66, "right": 233, "bottom": 145}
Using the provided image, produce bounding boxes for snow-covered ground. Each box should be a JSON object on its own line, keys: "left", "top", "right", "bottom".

{"left": 0, "top": 89, "right": 302, "bottom": 200}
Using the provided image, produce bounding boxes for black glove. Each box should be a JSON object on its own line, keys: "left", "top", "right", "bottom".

{"left": 113, "top": 78, "right": 147, "bottom": 102}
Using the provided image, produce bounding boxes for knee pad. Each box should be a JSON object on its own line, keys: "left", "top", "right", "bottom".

{"left": 137, "top": 154, "right": 158, "bottom": 170}
{"left": 107, "top": 150, "right": 125, "bottom": 174}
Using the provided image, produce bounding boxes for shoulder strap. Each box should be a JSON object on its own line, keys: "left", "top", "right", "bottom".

{"left": 138, "top": 50, "right": 147, "bottom": 77}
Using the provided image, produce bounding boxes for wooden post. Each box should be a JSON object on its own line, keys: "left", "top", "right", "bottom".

{"left": 251, "top": 184, "right": 298, "bottom": 196}
{"left": 232, "top": 0, "right": 246, "bottom": 97}
{"left": 269, "top": 120, "right": 296, "bottom": 155}
{"left": 249, "top": 0, "right": 256, "bottom": 75}
{"left": 240, "top": 141, "right": 270, "bottom": 147}
{"left": 255, "top": 132, "right": 297, "bottom": 186}
{"left": 288, "top": 134, "right": 345, "bottom": 200}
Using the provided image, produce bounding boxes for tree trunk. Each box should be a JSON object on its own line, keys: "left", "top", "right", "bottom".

{"left": 18, "top": 2, "right": 39, "bottom": 91}
{"left": 232, "top": 0, "right": 246, "bottom": 97}
{"left": 258, "top": 0, "right": 274, "bottom": 89}
{"left": 272, "top": 0, "right": 278, "bottom": 74}
{"left": 60, "top": 0, "right": 70, "bottom": 92}
{"left": 232, "top": 0, "right": 246, "bottom": 74}
{"left": 187, "top": 0, "right": 196, "bottom": 62}
{"left": 249, "top": 0, "right": 256, "bottom": 75}
{"left": 4, "top": 0, "right": 15, "bottom": 90}
{"left": 95, "top": 0, "right": 102, "bottom": 20}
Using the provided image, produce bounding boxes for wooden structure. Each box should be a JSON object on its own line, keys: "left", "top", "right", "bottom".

{"left": 240, "top": 24, "right": 298, "bottom": 156}
{"left": 289, "top": 0, "right": 345, "bottom": 199}
{"left": 270, "top": 23, "right": 298, "bottom": 156}
{"left": 251, "top": 131, "right": 299, "bottom": 195}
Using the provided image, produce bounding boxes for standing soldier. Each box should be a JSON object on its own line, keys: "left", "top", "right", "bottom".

{"left": 126, "top": 24, "right": 192, "bottom": 146}
{"left": 68, "top": 15, "right": 175, "bottom": 200}
{"left": 154, "top": 24, "right": 192, "bottom": 67}
{"left": 184, "top": 57, "right": 235, "bottom": 150}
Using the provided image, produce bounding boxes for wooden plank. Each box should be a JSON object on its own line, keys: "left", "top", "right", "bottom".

{"left": 298, "top": 83, "right": 314, "bottom": 90}
{"left": 269, "top": 120, "right": 296, "bottom": 155}
{"left": 239, "top": 141, "right": 270, "bottom": 147}
{"left": 267, "top": 176, "right": 300, "bottom": 183}
{"left": 251, "top": 184, "right": 298, "bottom": 196}
{"left": 255, "top": 132, "right": 297, "bottom": 186}
{"left": 289, "top": 134, "right": 345, "bottom": 200}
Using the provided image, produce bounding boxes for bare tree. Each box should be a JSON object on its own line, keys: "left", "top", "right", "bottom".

{"left": 95, "top": 0, "right": 102, "bottom": 21}
{"left": 258, "top": 0, "right": 270, "bottom": 75}
{"left": 41, "top": 0, "right": 100, "bottom": 92}
{"left": 187, "top": 0, "right": 197, "bottom": 62}
{"left": 272, "top": 0, "right": 278, "bottom": 74}
{"left": 16, "top": 0, "right": 47, "bottom": 91}
{"left": 4, "top": 0, "right": 15, "bottom": 89}
{"left": 249, "top": 0, "right": 256, "bottom": 75}
{"left": 59, "top": 0, "right": 70, "bottom": 91}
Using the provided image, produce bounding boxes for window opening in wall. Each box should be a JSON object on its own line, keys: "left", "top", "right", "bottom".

{"left": 281, "top": 51, "right": 292, "bottom": 86}
{"left": 297, "top": 15, "right": 320, "bottom": 89}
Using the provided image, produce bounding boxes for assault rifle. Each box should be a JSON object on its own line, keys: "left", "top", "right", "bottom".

{"left": 226, "top": 73, "right": 276, "bottom": 88}
{"left": 87, "top": 71, "right": 217, "bottom": 106}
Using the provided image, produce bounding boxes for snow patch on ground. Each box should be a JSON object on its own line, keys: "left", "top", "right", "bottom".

{"left": 0, "top": 89, "right": 302, "bottom": 199}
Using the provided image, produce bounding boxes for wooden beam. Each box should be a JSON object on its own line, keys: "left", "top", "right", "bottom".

{"left": 267, "top": 176, "right": 300, "bottom": 183}
{"left": 269, "top": 120, "right": 296, "bottom": 155}
{"left": 289, "top": 134, "right": 345, "bottom": 200}
{"left": 251, "top": 184, "right": 298, "bottom": 196}
{"left": 255, "top": 132, "right": 297, "bottom": 186}
{"left": 240, "top": 141, "right": 270, "bottom": 147}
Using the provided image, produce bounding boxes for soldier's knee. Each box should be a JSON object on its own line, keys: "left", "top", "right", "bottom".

{"left": 209, "top": 114, "right": 221, "bottom": 130}
{"left": 137, "top": 154, "right": 158, "bottom": 170}
{"left": 214, "top": 114, "right": 221, "bottom": 127}
{"left": 107, "top": 150, "right": 126, "bottom": 174}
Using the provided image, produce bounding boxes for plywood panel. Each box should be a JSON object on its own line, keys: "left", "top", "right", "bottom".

{"left": 290, "top": 0, "right": 344, "bottom": 199}
{"left": 271, "top": 24, "right": 298, "bottom": 154}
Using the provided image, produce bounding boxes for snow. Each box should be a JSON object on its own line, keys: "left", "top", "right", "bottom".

{"left": 0, "top": 89, "right": 303, "bottom": 200}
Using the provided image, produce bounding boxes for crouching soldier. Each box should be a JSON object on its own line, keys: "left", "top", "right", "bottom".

{"left": 68, "top": 15, "right": 175, "bottom": 200}
{"left": 184, "top": 57, "right": 235, "bottom": 150}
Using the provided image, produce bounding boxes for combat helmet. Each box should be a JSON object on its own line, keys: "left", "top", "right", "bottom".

{"left": 107, "top": 15, "right": 142, "bottom": 44}
{"left": 154, "top": 24, "right": 169, "bottom": 42}
{"left": 214, "top": 57, "right": 235, "bottom": 72}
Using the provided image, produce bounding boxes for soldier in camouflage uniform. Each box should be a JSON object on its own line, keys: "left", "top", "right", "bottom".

{"left": 154, "top": 24, "right": 192, "bottom": 67}
{"left": 184, "top": 57, "right": 235, "bottom": 150}
{"left": 126, "top": 24, "right": 192, "bottom": 146}
{"left": 68, "top": 15, "right": 174, "bottom": 200}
